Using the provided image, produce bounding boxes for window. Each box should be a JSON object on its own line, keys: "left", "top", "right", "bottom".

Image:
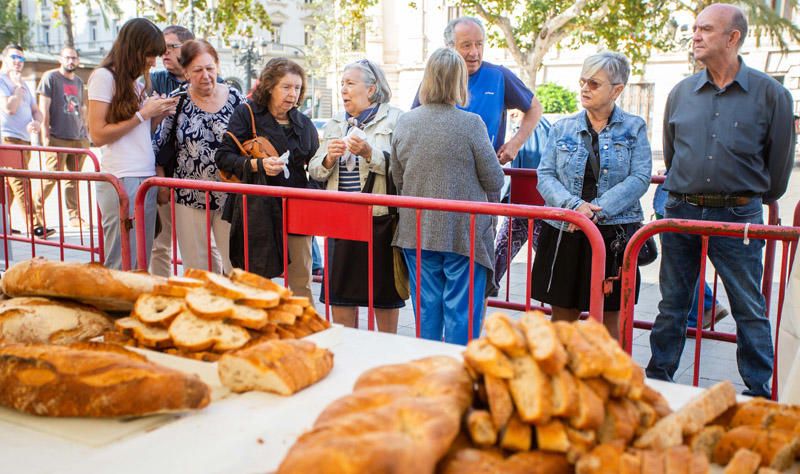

{"left": 90, "top": 21, "right": 98, "bottom": 42}
{"left": 304, "top": 31, "right": 312, "bottom": 46}
{"left": 304, "top": 0, "right": 313, "bottom": 4}
{"left": 43, "top": 25, "right": 50, "bottom": 46}
{"left": 447, "top": 6, "right": 462, "bottom": 22}
{"left": 347, "top": 22, "right": 366, "bottom": 52}
{"left": 269, "top": 24, "right": 282, "bottom": 43}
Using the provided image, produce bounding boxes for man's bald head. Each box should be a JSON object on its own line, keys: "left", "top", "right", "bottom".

{"left": 699, "top": 3, "right": 748, "bottom": 49}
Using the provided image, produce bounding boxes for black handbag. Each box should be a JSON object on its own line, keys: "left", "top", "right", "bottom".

{"left": 326, "top": 152, "right": 409, "bottom": 304}
{"left": 155, "top": 91, "right": 187, "bottom": 178}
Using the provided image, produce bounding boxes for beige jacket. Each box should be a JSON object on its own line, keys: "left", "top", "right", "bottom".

{"left": 308, "top": 103, "right": 403, "bottom": 216}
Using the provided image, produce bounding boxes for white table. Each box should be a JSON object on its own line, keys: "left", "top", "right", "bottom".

{"left": 0, "top": 328, "right": 706, "bottom": 474}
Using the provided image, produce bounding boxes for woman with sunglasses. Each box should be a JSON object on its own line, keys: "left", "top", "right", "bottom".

{"left": 533, "top": 51, "right": 652, "bottom": 341}
{"left": 308, "top": 59, "right": 405, "bottom": 333}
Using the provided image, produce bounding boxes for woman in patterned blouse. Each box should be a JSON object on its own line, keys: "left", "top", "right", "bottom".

{"left": 153, "top": 39, "right": 245, "bottom": 273}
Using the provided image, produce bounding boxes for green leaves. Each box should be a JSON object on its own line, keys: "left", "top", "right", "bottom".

{"left": 535, "top": 82, "right": 578, "bottom": 113}
{"left": 0, "top": 0, "right": 28, "bottom": 47}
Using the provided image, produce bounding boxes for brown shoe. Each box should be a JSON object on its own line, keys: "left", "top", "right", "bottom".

{"left": 703, "top": 306, "right": 729, "bottom": 329}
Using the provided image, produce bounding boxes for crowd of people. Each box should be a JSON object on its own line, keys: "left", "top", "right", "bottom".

{"left": 0, "top": 3, "right": 795, "bottom": 397}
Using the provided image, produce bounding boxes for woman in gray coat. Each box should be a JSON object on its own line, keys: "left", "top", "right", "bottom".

{"left": 391, "top": 48, "right": 504, "bottom": 344}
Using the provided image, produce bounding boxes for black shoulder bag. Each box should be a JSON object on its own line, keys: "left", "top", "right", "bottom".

{"left": 155, "top": 92, "right": 188, "bottom": 178}
{"left": 581, "top": 132, "right": 657, "bottom": 266}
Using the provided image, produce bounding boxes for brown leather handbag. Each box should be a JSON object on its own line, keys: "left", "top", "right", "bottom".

{"left": 221, "top": 103, "right": 279, "bottom": 183}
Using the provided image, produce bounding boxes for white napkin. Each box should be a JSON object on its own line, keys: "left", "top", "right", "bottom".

{"left": 277, "top": 150, "right": 290, "bottom": 178}
{"left": 342, "top": 127, "right": 367, "bottom": 172}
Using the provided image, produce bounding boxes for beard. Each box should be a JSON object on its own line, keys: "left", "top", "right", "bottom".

{"left": 63, "top": 63, "right": 77, "bottom": 72}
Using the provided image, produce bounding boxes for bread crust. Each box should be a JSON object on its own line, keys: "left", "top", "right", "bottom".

{"left": 0, "top": 342, "right": 210, "bottom": 417}
{"left": 2, "top": 258, "right": 165, "bottom": 312}
{"left": 0, "top": 297, "right": 113, "bottom": 344}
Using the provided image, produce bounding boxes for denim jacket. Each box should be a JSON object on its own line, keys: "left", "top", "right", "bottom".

{"left": 537, "top": 107, "right": 652, "bottom": 231}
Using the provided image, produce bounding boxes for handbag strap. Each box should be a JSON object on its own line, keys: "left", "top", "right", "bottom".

{"left": 225, "top": 130, "right": 250, "bottom": 156}
{"left": 245, "top": 102, "right": 257, "bottom": 139}
{"left": 165, "top": 91, "right": 187, "bottom": 148}
{"left": 362, "top": 151, "right": 397, "bottom": 215}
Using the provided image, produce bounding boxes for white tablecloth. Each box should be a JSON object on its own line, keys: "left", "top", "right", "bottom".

{"left": 0, "top": 327, "right": 706, "bottom": 474}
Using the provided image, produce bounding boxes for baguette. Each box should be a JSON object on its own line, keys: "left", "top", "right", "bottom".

{"left": 218, "top": 339, "right": 333, "bottom": 395}
{"left": 132, "top": 294, "right": 184, "bottom": 326}
{"left": 575, "top": 441, "right": 624, "bottom": 474}
{"left": 441, "top": 448, "right": 571, "bottom": 474}
{"left": 464, "top": 338, "right": 514, "bottom": 379}
{"left": 550, "top": 369, "right": 579, "bottom": 417}
{"left": 536, "top": 419, "right": 570, "bottom": 453}
{"left": 508, "top": 354, "right": 552, "bottom": 424}
{"left": 228, "top": 268, "right": 291, "bottom": 298}
{"left": 569, "top": 378, "right": 605, "bottom": 431}
{"left": 553, "top": 321, "right": 608, "bottom": 378}
{"left": 185, "top": 289, "right": 235, "bottom": 319}
{"left": 168, "top": 311, "right": 250, "bottom": 352}
{"left": 227, "top": 304, "right": 268, "bottom": 330}
{"left": 519, "top": 311, "right": 567, "bottom": 374}
{"left": 575, "top": 319, "right": 633, "bottom": 386}
{"left": 115, "top": 317, "right": 173, "bottom": 348}
{"left": 2, "top": 258, "right": 165, "bottom": 311}
{"left": 484, "top": 374, "right": 513, "bottom": 430}
{"left": 499, "top": 412, "right": 532, "bottom": 452}
{"left": 0, "top": 297, "right": 113, "bottom": 344}
{"left": 723, "top": 448, "right": 762, "bottom": 474}
{"left": 268, "top": 309, "right": 297, "bottom": 326}
{"left": 688, "top": 425, "right": 725, "bottom": 459}
{"left": 0, "top": 342, "right": 210, "bottom": 416}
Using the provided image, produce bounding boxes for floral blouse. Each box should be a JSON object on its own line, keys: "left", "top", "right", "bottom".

{"left": 153, "top": 85, "right": 246, "bottom": 210}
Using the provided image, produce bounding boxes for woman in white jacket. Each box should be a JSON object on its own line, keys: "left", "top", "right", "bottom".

{"left": 308, "top": 59, "right": 405, "bottom": 333}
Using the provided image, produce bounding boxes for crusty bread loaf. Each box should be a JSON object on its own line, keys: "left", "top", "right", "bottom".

{"left": 0, "top": 297, "right": 113, "bottom": 344}
{"left": 0, "top": 342, "right": 210, "bottom": 417}
{"left": 2, "top": 258, "right": 165, "bottom": 311}
{"left": 217, "top": 339, "right": 333, "bottom": 395}
{"left": 518, "top": 311, "right": 567, "bottom": 375}
{"left": 278, "top": 396, "right": 462, "bottom": 474}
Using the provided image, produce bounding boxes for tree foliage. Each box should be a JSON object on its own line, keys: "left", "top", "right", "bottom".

{"left": 535, "top": 82, "right": 577, "bottom": 113}
{"left": 0, "top": 0, "right": 29, "bottom": 47}
{"left": 47, "top": 0, "right": 122, "bottom": 47}
{"left": 135, "top": 0, "right": 271, "bottom": 39}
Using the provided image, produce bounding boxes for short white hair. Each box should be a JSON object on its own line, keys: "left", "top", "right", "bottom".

{"left": 581, "top": 51, "right": 630, "bottom": 85}
{"left": 343, "top": 59, "right": 392, "bottom": 104}
{"left": 444, "top": 17, "right": 485, "bottom": 47}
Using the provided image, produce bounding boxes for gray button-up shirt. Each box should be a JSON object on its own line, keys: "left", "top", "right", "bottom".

{"left": 663, "top": 58, "right": 795, "bottom": 203}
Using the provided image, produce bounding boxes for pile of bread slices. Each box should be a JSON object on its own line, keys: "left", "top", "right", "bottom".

{"left": 107, "top": 268, "right": 330, "bottom": 361}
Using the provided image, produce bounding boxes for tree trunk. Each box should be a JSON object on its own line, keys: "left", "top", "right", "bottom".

{"left": 62, "top": 2, "right": 74, "bottom": 48}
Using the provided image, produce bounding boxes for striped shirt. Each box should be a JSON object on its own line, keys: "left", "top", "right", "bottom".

{"left": 337, "top": 157, "right": 361, "bottom": 192}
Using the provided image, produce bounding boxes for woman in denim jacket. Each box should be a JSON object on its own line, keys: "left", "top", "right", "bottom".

{"left": 533, "top": 52, "right": 651, "bottom": 340}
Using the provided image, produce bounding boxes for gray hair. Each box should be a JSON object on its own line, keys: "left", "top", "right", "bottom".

{"left": 162, "top": 25, "right": 195, "bottom": 42}
{"left": 343, "top": 59, "right": 392, "bottom": 104}
{"left": 581, "top": 51, "right": 630, "bottom": 86}
{"left": 728, "top": 7, "right": 748, "bottom": 49}
{"left": 444, "top": 16, "right": 485, "bottom": 47}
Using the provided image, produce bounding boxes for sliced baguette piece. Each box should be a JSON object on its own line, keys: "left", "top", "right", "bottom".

{"left": 499, "top": 412, "right": 532, "bottom": 452}
{"left": 268, "top": 310, "right": 297, "bottom": 326}
{"left": 598, "top": 398, "right": 638, "bottom": 444}
{"left": 152, "top": 283, "right": 190, "bottom": 298}
{"left": 115, "top": 317, "right": 172, "bottom": 348}
{"left": 508, "top": 355, "right": 551, "bottom": 424}
{"left": 575, "top": 441, "right": 624, "bottom": 474}
{"left": 566, "top": 427, "right": 597, "bottom": 464}
{"left": 723, "top": 448, "right": 762, "bottom": 474}
{"left": 169, "top": 310, "right": 250, "bottom": 352}
{"left": 299, "top": 312, "right": 327, "bottom": 333}
{"left": 229, "top": 268, "right": 291, "bottom": 298}
{"left": 183, "top": 268, "right": 212, "bottom": 281}
{"left": 227, "top": 304, "right": 268, "bottom": 330}
{"left": 133, "top": 294, "right": 184, "bottom": 326}
{"left": 204, "top": 272, "right": 250, "bottom": 299}
{"left": 536, "top": 419, "right": 570, "bottom": 453}
{"left": 484, "top": 312, "right": 528, "bottom": 357}
{"left": 688, "top": 425, "right": 726, "bottom": 460}
{"left": 569, "top": 378, "right": 605, "bottom": 431}
{"left": 217, "top": 339, "right": 333, "bottom": 395}
{"left": 553, "top": 321, "right": 608, "bottom": 378}
{"left": 664, "top": 445, "right": 694, "bottom": 474}
{"left": 166, "top": 276, "right": 205, "bottom": 288}
{"left": 466, "top": 409, "right": 497, "bottom": 447}
{"left": 550, "top": 369, "right": 579, "bottom": 418}
{"left": 185, "top": 289, "right": 234, "bottom": 320}
{"left": 576, "top": 319, "right": 634, "bottom": 387}
{"left": 485, "top": 374, "right": 514, "bottom": 430}
{"left": 276, "top": 303, "right": 304, "bottom": 317}
{"left": 284, "top": 296, "right": 310, "bottom": 307}
{"left": 464, "top": 338, "right": 514, "bottom": 379}
{"left": 275, "top": 325, "right": 296, "bottom": 339}
{"left": 519, "top": 311, "right": 567, "bottom": 374}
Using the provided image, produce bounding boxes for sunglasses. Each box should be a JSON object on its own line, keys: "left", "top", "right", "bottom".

{"left": 579, "top": 78, "right": 620, "bottom": 91}
{"left": 10, "top": 54, "right": 25, "bottom": 62}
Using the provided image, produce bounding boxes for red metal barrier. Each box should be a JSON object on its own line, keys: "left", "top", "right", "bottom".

{"left": 491, "top": 169, "right": 783, "bottom": 323}
{"left": 618, "top": 218, "right": 800, "bottom": 398}
{"left": 0, "top": 168, "right": 131, "bottom": 270}
{"left": 0, "top": 144, "right": 106, "bottom": 262}
{"left": 134, "top": 177, "right": 608, "bottom": 340}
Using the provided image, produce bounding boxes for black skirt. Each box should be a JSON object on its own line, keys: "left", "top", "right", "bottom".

{"left": 319, "top": 234, "right": 406, "bottom": 309}
{"left": 531, "top": 222, "right": 640, "bottom": 311}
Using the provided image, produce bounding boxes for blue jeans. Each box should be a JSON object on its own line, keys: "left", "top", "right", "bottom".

{"left": 311, "top": 237, "right": 322, "bottom": 271}
{"left": 96, "top": 178, "right": 157, "bottom": 270}
{"left": 403, "top": 248, "right": 487, "bottom": 345}
{"left": 647, "top": 196, "right": 771, "bottom": 397}
{"left": 687, "top": 280, "right": 716, "bottom": 327}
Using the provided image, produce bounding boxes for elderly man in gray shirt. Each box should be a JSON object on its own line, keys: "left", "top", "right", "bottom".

{"left": 647, "top": 3, "right": 795, "bottom": 398}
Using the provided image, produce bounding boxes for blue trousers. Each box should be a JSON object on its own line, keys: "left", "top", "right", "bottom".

{"left": 647, "top": 196, "right": 771, "bottom": 397}
{"left": 403, "top": 248, "right": 487, "bottom": 345}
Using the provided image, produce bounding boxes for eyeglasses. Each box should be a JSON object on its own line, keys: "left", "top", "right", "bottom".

{"left": 10, "top": 54, "right": 25, "bottom": 63}
{"left": 61, "top": 55, "right": 79, "bottom": 61}
{"left": 579, "top": 78, "right": 620, "bottom": 91}
{"left": 167, "top": 43, "right": 182, "bottom": 50}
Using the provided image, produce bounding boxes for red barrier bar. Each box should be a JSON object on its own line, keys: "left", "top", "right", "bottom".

{"left": 618, "top": 219, "right": 800, "bottom": 397}
{"left": 0, "top": 168, "right": 131, "bottom": 270}
{"left": 134, "top": 177, "right": 610, "bottom": 329}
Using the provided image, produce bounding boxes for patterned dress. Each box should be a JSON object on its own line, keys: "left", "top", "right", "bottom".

{"left": 153, "top": 85, "right": 246, "bottom": 210}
